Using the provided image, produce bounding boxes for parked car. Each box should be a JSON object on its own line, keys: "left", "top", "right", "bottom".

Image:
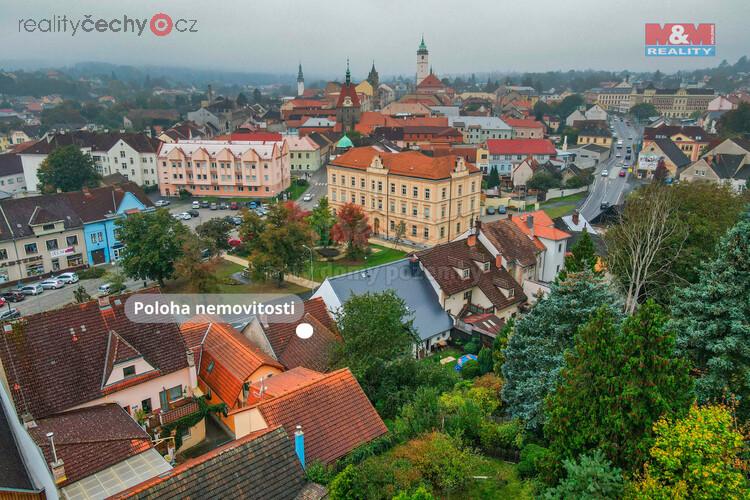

{"left": 210, "top": 203, "right": 218, "bottom": 210}
{"left": 155, "top": 200, "right": 170, "bottom": 207}
{"left": 200, "top": 200, "right": 210, "bottom": 208}
{"left": 231, "top": 216, "right": 243, "bottom": 226}
{"left": 0, "top": 308, "right": 21, "bottom": 321}
{"left": 229, "top": 201, "right": 239, "bottom": 210}
{"left": 40, "top": 278, "right": 65, "bottom": 290}
{"left": 486, "top": 206, "right": 496, "bottom": 215}
{"left": 600, "top": 201, "right": 611, "bottom": 210}
{"left": 188, "top": 209, "right": 199, "bottom": 218}
{"left": 302, "top": 193, "right": 313, "bottom": 202}
{"left": 247, "top": 201, "right": 258, "bottom": 209}
{"left": 219, "top": 202, "right": 229, "bottom": 210}
{"left": 601, "top": 169, "right": 609, "bottom": 177}
{"left": 619, "top": 169, "right": 627, "bottom": 177}
{"left": 98, "top": 283, "right": 125, "bottom": 296}
{"left": 496, "top": 205, "right": 507, "bottom": 214}
{"left": 55, "top": 272, "right": 79, "bottom": 284}
{"left": 19, "top": 284, "right": 43, "bottom": 295}
{"left": 0, "top": 291, "right": 25, "bottom": 302}
{"left": 178, "top": 212, "right": 192, "bottom": 220}
{"left": 192, "top": 201, "right": 200, "bottom": 209}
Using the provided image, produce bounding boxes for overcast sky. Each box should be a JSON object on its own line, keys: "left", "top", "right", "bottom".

{"left": 2, "top": 0, "right": 748, "bottom": 78}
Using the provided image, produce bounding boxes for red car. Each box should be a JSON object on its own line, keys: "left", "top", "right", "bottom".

{"left": 619, "top": 170, "right": 626, "bottom": 177}
{"left": 230, "top": 201, "right": 239, "bottom": 210}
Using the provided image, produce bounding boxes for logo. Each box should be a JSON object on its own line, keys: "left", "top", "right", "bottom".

{"left": 645, "top": 23, "right": 715, "bottom": 56}
{"left": 149, "top": 13, "right": 173, "bottom": 36}
{"left": 17, "top": 14, "right": 198, "bottom": 37}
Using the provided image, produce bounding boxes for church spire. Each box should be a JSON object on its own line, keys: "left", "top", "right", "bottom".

{"left": 297, "top": 63, "right": 304, "bottom": 82}
{"left": 345, "top": 58, "right": 351, "bottom": 85}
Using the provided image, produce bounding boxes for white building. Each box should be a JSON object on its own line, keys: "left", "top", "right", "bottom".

{"left": 448, "top": 116, "right": 512, "bottom": 144}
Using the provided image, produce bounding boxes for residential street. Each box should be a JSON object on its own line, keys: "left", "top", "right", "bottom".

{"left": 296, "top": 168, "right": 328, "bottom": 210}
{"left": 579, "top": 117, "right": 642, "bottom": 222}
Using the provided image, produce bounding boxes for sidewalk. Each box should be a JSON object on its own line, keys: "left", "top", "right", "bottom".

{"left": 221, "top": 253, "right": 320, "bottom": 289}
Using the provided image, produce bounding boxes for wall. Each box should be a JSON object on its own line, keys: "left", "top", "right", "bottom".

{"left": 543, "top": 186, "right": 588, "bottom": 201}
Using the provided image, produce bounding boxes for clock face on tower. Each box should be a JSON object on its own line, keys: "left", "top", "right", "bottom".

{"left": 343, "top": 97, "right": 353, "bottom": 107}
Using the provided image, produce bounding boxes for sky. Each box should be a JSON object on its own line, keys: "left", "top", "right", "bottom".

{"left": 1, "top": 0, "right": 749, "bottom": 79}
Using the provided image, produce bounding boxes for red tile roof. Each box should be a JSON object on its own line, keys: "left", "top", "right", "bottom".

{"left": 336, "top": 82, "right": 361, "bottom": 108}
{"left": 0, "top": 289, "right": 189, "bottom": 419}
{"left": 214, "top": 132, "right": 283, "bottom": 142}
{"left": 255, "top": 368, "right": 387, "bottom": 464}
{"left": 486, "top": 139, "right": 557, "bottom": 155}
{"left": 28, "top": 404, "right": 152, "bottom": 486}
{"left": 513, "top": 210, "right": 571, "bottom": 242}
{"left": 416, "top": 73, "right": 446, "bottom": 89}
{"left": 355, "top": 112, "right": 447, "bottom": 135}
{"left": 331, "top": 147, "right": 480, "bottom": 180}
{"left": 190, "top": 322, "right": 283, "bottom": 409}
{"left": 502, "top": 117, "right": 545, "bottom": 129}
{"left": 262, "top": 298, "right": 340, "bottom": 372}
{"left": 481, "top": 218, "right": 541, "bottom": 267}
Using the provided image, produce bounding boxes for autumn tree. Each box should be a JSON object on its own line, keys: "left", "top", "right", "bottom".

{"left": 632, "top": 405, "right": 749, "bottom": 498}
{"left": 195, "top": 218, "right": 233, "bottom": 255}
{"left": 331, "top": 202, "right": 372, "bottom": 257}
{"left": 545, "top": 302, "right": 693, "bottom": 471}
{"left": 37, "top": 145, "right": 101, "bottom": 193}
{"left": 174, "top": 235, "right": 219, "bottom": 293}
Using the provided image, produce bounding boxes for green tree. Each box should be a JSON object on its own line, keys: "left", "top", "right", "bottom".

{"left": 102, "top": 269, "right": 127, "bottom": 295}
{"left": 174, "top": 235, "right": 219, "bottom": 293}
{"left": 492, "top": 318, "right": 513, "bottom": 376}
{"left": 331, "top": 290, "right": 420, "bottom": 378}
{"left": 307, "top": 197, "right": 335, "bottom": 247}
{"left": 246, "top": 202, "right": 314, "bottom": 283}
{"left": 630, "top": 103, "right": 658, "bottom": 122}
{"left": 393, "top": 485, "right": 435, "bottom": 500}
{"left": 328, "top": 464, "right": 360, "bottom": 500}
{"left": 195, "top": 218, "right": 233, "bottom": 255}
{"left": 555, "top": 94, "right": 585, "bottom": 119}
{"left": 236, "top": 92, "right": 248, "bottom": 107}
{"left": 252, "top": 88, "right": 262, "bottom": 103}
{"left": 116, "top": 209, "right": 189, "bottom": 286}
{"left": 632, "top": 405, "right": 748, "bottom": 499}
{"left": 477, "top": 347, "right": 493, "bottom": 375}
{"left": 502, "top": 270, "right": 622, "bottom": 430}
{"left": 545, "top": 302, "right": 693, "bottom": 470}
{"left": 717, "top": 101, "right": 750, "bottom": 137}
{"left": 543, "top": 450, "right": 624, "bottom": 500}
{"left": 37, "top": 145, "right": 101, "bottom": 193}
{"left": 558, "top": 229, "right": 598, "bottom": 280}
{"left": 527, "top": 171, "right": 562, "bottom": 191}
{"left": 672, "top": 211, "right": 750, "bottom": 419}
{"left": 560, "top": 126, "right": 579, "bottom": 146}
{"left": 486, "top": 166, "right": 501, "bottom": 189}
{"left": 73, "top": 284, "right": 91, "bottom": 303}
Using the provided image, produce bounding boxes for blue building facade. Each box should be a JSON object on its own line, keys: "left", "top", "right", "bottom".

{"left": 83, "top": 192, "right": 149, "bottom": 265}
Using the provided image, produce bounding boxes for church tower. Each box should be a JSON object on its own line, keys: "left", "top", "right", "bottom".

{"left": 297, "top": 63, "right": 305, "bottom": 97}
{"left": 416, "top": 35, "right": 429, "bottom": 85}
{"left": 367, "top": 61, "right": 379, "bottom": 89}
{"left": 335, "top": 59, "right": 361, "bottom": 132}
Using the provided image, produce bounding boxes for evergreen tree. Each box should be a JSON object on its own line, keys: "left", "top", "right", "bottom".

{"left": 502, "top": 270, "right": 622, "bottom": 430}
{"left": 492, "top": 318, "right": 513, "bottom": 376}
{"left": 477, "top": 347, "right": 493, "bottom": 375}
{"left": 545, "top": 302, "right": 693, "bottom": 471}
{"left": 558, "top": 229, "right": 598, "bottom": 281}
{"left": 672, "top": 211, "right": 750, "bottom": 420}
{"left": 486, "top": 166, "right": 500, "bottom": 189}
{"left": 307, "top": 197, "right": 335, "bottom": 247}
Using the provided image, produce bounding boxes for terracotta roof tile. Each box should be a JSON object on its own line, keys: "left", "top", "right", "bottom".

{"left": 513, "top": 210, "right": 571, "bottom": 242}
{"left": 331, "top": 147, "right": 480, "bottom": 180}
{"left": 481, "top": 218, "right": 540, "bottom": 267}
{"left": 257, "top": 368, "right": 387, "bottom": 464}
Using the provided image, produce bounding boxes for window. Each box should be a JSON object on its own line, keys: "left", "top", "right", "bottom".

{"left": 390, "top": 220, "right": 395, "bottom": 230}
{"left": 558, "top": 243, "right": 562, "bottom": 252}
{"left": 0, "top": 249, "right": 6, "bottom": 260}
{"left": 440, "top": 226, "right": 445, "bottom": 238}
{"left": 167, "top": 385, "right": 183, "bottom": 402}
{"left": 401, "top": 203, "right": 406, "bottom": 215}
{"left": 463, "top": 290, "right": 472, "bottom": 300}
{"left": 360, "top": 178, "right": 365, "bottom": 188}
{"left": 206, "top": 360, "right": 215, "bottom": 374}
{"left": 442, "top": 187, "right": 447, "bottom": 199}
{"left": 360, "top": 195, "right": 365, "bottom": 206}
{"left": 423, "top": 227, "right": 429, "bottom": 239}
{"left": 24, "top": 243, "right": 37, "bottom": 255}
{"left": 411, "top": 225, "right": 417, "bottom": 236}
{"left": 332, "top": 174, "right": 337, "bottom": 184}
{"left": 462, "top": 268, "right": 470, "bottom": 278}
{"left": 45, "top": 239, "right": 58, "bottom": 251}
{"left": 390, "top": 183, "right": 395, "bottom": 194}
{"left": 456, "top": 222, "right": 461, "bottom": 234}
{"left": 401, "top": 185, "right": 407, "bottom": 195}
{"left": 42, "top": 223, "right": 55, "bottom": 231}
{"left": 123, "top": 365, "right": 136, "bottom": 377}
{"left": 458, "top": 185, "right": 463, "bottom": 196}
{"left": 377, "top": 181, "right": 383, "bottom": 192}
{"left": 352, "top": 177, "right": 356, "bottom": 187}
{"left": 412, "top": 186, "right": 418, "bottom": 198}
{"left": 412, "top": 205, "right": 418, "bottom": 217}
{"left": 141, "top": 398, "right": 152, "bottom": 413}
{"left": 424, "top": 207, "right": 430, "bottom": 219}
{"left": 483, "top": 262, "right": 490, "bottom": 271}
{"left": 424, "top": 188, "right": 430, "bottom": 200}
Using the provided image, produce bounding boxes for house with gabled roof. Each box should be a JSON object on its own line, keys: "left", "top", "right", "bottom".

{"left": 0, "top": 289, "right": 206, "bottom": 456}
{"left": 678, "top": 137, "right": 750, "bottom": 193}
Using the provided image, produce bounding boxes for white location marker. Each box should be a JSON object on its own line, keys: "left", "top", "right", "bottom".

{"left": 296, "top": 322, "right": 314, "bottom": 339}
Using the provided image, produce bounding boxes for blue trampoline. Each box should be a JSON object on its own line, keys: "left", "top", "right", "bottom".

{"left": 455, "top": 354, "right": 478, "bottom": 371}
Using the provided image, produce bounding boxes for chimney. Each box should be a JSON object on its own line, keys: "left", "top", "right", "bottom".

{"left": 294, "top": 425, "right": 305, "bottom": 469}
{"left": 408, "top": 254, "right": 419, "bottom": 276}
{"left": 186, "top": 350, "right": 197, "bottom": 394}
{"left": 47, "top": 432, "right": 66, "bottom": 485}
{"left": 526, "top": 215, "right": 535, "bottom": 239}
{"left": 467, "top": 233, "right": 477, "bottom": 247}
{"left": 572, "top": 210, "right": 580, "bottom": 226}
{"left": 22, "top": 412, "right": 36, "bottom": 429}
{"left": 495, "top": 254, "right": 503, "bottom": 270}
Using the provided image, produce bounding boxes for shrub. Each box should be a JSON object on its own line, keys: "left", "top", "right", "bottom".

{"left": 479, "top": 420, "right": 524, "bottom": 453}
{"left": 392, "top": 433, "right": 475, "bottom": 493}
{"left": 543, "top": 450, "right": 624, "bottom": 500}
{"left": 460, "top": 359, "right": 480, "bottom": 379}
{"left": 463, "top": 339, "right": 480, "bottom": 354}
{"left": 392, "top": 486, "right": 435, "bottom": 500}
{"left": 328, "top": 464, "right": 362, "bottom": 500}
{"left": 77, "top": 266, "right": 107, "bottom": 279}
{"left": 305, "top": 460, "right": 336, "bottom": 485}
{"left": 518, "top": 444, "right": 556, "bottom": 483}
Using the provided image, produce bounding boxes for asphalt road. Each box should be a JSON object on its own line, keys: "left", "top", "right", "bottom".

{"left": 296, "top": 168, "right": 328, "bottom": 211}
{"left": 579, "top": 117, "right": 642, "bottom": 222}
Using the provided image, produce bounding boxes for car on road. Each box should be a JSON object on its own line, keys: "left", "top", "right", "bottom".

{"left": 178, "top": 212, "right": 191, "bottom": 220}
{"left": 192, "top": 201, "right": 200, "bottom": 209}
{"left": 155, "top": 200, "right": 170, "bottom": 207}
{"left": 600, "top": 201, "right": 611, "bottom": 210}
{"left": 210, "top": 203, "right": 218, "bottom": 210}
{"left": 55, "top": 272, "right": 79, "bottom": 284}
{"left": 219, "top": 202, "right": 229, "bottom": 210}
{"left": 0, "top": 291, "right": 25, "bottom": 302}
{"left": 230, "top": 201, "right": 239, "bottom": 210}
{"left": 601, "top": 169, "right": 609, "bottom": 177}
{"left": 40, "top": 278, "right": 65, "bottom": 290}
{"left": 200, "top": 200, "right": 210, "bottom": 208}
{"left": 98, "top": 283, "right": 125, "bottom": 296}
{"left": 486, "top": 206, "right": 496, "bottom": 215}
{"left": 0, "top": 308, "right": 21, "bottom": 321}
{"left": 302, "top": 193, "right": 313, "bottom": 202}
{"left": 19, "top": 284, "right": 43, "bottom": 295}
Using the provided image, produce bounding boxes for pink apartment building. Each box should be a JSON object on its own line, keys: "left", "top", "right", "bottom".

{"left": 157, "top": 139, "right": 291, "bottom": 198}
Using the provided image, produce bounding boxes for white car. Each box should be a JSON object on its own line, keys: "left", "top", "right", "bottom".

{"left": 155, "top": 200, "right": 170, "bottom": 207}
{"left": 302, "top": 193, "right": 313, "bottom": 202}
{"left": 601, "top": 169, "right": 609, "bottom": 177}
{"left": 192, "top": 201, "right": 200, "bottom": 209}
{"left": 40, "top": 278, "right": 65, "bottom": 290}
{"left": 179, "top": 212, "right": 192, "bottom": 220}
{"left": 19, "top": 284, "right": 43, "bottom": 295}
{"left": 55, "top": 272, "right": 79, "bottom": 284}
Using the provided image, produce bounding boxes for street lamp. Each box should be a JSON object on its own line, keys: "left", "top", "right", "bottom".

{"left": 301, "top": 245, "right": 313, "bottom": 281}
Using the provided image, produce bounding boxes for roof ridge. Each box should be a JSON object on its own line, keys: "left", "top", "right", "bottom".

{"left": 255, "top": 367, "right": 354, "bottom": 408}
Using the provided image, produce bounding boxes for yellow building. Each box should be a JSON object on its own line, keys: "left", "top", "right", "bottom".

{"left": 327, "top": 147, "right": 483, "bottom": 246}
{"left": 577, "top": 128, "right": 613, "bottom": 147}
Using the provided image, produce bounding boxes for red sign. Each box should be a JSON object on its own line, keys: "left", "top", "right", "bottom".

{"left": 645, "top": 24, "right": 715, "bottom": 46}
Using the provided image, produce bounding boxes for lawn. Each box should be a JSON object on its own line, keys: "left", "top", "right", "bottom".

{"left": 541, "top": 192, "right": 587, "bottom": 205}
{"left": 283, "top": 180, "right": 309, "bottom": 201}
{"left": 539, "top": 191, "right": 587, "bottom": 219}
{"left": 446, "top": 458, "right": 535, "bottom": 499}
{"left": 164, "top": 259, "right": 310, "bottom": 296}
{"left": 542, "top": 203, "right": 578, "bottom": 219}
{"left": 422, "top": 347, "right": 462, "bottom": 372}
{"left": 308, "top": 244, "right": 407, "bottom": 282}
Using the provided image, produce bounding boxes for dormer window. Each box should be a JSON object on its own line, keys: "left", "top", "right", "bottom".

{"left": 207, "top": 360, "right": 215, "bottom": 374}
{"left": 123, "top": 365, "right": 135, "bottom": 378}
{"left": 462, "top": 269, "right": 470, "bottom": 279}
{"left": 42, "top": 224, "right": 55, "bottom": 231}
{"left": 508, "top": 288, "right": 515, "bottom": 298}
{"left": 483, "top": 262, "right": 490, "bottom": 272}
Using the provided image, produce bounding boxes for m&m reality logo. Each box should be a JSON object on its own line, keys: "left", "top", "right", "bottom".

{"left": 645, "top": 23, "right": 715, "bottom": 57}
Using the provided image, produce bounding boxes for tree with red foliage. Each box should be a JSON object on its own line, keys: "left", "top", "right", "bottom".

{"left": 331, "top": 203, "right": 372, "bottom": 257}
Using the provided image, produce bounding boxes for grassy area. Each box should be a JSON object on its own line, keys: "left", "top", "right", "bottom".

{"left": 283, "top": 181, "right": 309, "bottom": 201}
{"left": 422, "top": 347, "right": 462, "bottom": 372}
{"left": 446, "top": 458, "right": 535, "bottom": 499}
{"left": 308, "top": 244, "right": 407, "bottom": 282}
{"left": 543, "top": 203, "right": 578, "bottom": 219}
{"left": 540, "top": 191, "right": 587, "bottom": 206}
{"left": 164, "top": 259, "right": 310, "bottom": 295}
